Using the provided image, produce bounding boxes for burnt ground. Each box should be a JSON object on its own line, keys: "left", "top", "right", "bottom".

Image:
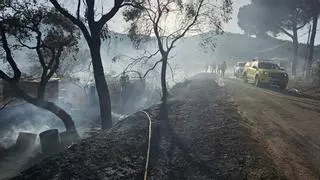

{"left": 10, "top": 73, "right": 284, "bottom": 180}
{"left": 286, "top": 77, "right": 320, "bottom": 100}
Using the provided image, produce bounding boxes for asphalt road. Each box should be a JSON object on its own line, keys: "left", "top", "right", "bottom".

{"left": 224, "top": 76, "right": 320, "bottom": 180}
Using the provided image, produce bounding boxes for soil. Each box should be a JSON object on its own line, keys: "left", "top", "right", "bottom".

{"left": 225, "top": 77, "right": 320, "bottom": 180}
{"left": 287, "top": 77, "right": 320, "bottom": 100}
{"left": 9, "top": 73, "right": 284, "bottom": 180}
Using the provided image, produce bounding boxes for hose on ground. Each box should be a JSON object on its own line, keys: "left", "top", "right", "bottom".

{"left": 141, "top": 110, "right": 152, "bottom": 180}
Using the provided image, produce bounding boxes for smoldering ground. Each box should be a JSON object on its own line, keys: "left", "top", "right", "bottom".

{"left": 0, "top": 30, "right": 214, "bottom": 180}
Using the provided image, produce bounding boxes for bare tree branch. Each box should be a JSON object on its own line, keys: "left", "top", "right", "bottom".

{"left": 77, "top": 0, "right": 81, "bottom": 20}
{"left": 97, "top": 0, "right": 125, "bottom": 30}
{"left": 143, "top": 59, "right": 163, "bottom": 78}
{"left": 297, "top": 21, "right": 308, "bottom": 30}
{"left": 49, "top": 0, "right": 91, "bottom": 41}
{"left": 0, "top": 22, "right": 21, "bottom": 82}
{"left": 168, "top": 0, "right": 204, "bottom": 51}
{"left": 154, "top": 15, "right": 165, "bottom": 54}
{"left": 124, "top": 70, "right": 143, "bottom": 79}
{"left": 35, "top": 29, "right": 47, "bottom": 70}
{"left": 144, "top": 6, "right": 157, "bottom": 22}
{"left": 37, "top": 47, "right": 61, "bottom": 99}
{"left": 121, "top": 50, "right": 160, "bottom": 72}
{"left": 280, "top": 27, "right": 294, "bottom": 39}
{"left": 16, "top": 38, "right": 37, "bottom": 49}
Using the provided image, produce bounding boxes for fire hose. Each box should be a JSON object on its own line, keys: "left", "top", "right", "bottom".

{"left": 140, "top": 110, "right": 152, "bottom": 180}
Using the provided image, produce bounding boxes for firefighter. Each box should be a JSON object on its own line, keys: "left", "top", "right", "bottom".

{"left": 87, "top": 80, "right": 98, "bottom": 107}
{"left": 220, "top": 61, "right": 227, "bottom": 77}
{"left": 204, "top": 64, "right": 209, "bottom": 72}
{"left": 120, "top": 72, "right": 130, "bottom": 91}
{"left": 119, "top": 72, "right": 130, "bottom": 112}
{"left": 211, "top": 62, "right": 217, "bottom": 74}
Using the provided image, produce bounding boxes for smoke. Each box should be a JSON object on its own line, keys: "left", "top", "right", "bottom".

{"left": 0, "top": 103, "right": 62, "bottom": 148}
{"left": 0, "top": 31, "right": 212, "bottom": 149}
{"left": 0, "top": 122, "right": 50, "bottom": 149}
{"left": 2, "top": 29, "right": 309, "bottom": 149}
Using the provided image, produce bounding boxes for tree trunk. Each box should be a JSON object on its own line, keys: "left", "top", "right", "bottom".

{"left": 11, "top": 83, "right": 77, "bottom": 134}
{"left": 292, "top": 27, "right": 299, "bottom": 76}
{"left": 303, "top": 24, "right": 312, "bottom": 77}
{"left": 37, "top": 80, "right": 47, "bottom": 100}
{"left": 306, "top": 15, "right": 318, "bottom": 80}
{"left": 161, "top": 55, "right": 168, "bottom": 103}
{"left": 89, "top": 36, "right": 112, "bottom": 130}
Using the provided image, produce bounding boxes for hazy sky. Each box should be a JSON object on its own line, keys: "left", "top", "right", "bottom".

{"left": 65, "top": 0, "right": 318, "bottom": 44}
{"left": 107, "top": 0, "right": 251, "bottom": 35}
{"left": 224, "top": 0, "right": 250, "bottom": 34}
{"left": 223, "top": 0, "right": 319, "bottom": 44}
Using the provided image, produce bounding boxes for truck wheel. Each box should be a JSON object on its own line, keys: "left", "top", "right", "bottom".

{"left": 255, "top": 76, "right": 261, "bottom": 87}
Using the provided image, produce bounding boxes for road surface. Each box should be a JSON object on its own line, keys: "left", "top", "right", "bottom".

{"left": 224, "top": 76, "right": 320, "bottom": 180}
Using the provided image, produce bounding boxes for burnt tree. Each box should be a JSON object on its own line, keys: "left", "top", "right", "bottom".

{"left": 0, "top": 2, "right": 79, "bottom": 135}
{"left": 305, "top": 0, "right": 320, "bottom": 79}
{"left": 124, "top": 0, "right": 232, "bottom": 102}
{"left": 49, "top": 0, "right": 140, "bottom": 129}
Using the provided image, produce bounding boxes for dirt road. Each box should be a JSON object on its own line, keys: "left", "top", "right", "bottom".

{"left": 224, "top": 77, "right": 320, "bottom": 180}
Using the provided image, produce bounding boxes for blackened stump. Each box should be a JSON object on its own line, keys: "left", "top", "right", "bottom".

{"left": 39, "top": 129, "right": 60, "bottom": 154}
{"left": 15, "top": 132, "right": 37, "bottom": 151}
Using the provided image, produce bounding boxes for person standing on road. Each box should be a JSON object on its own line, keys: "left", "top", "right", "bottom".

{"left": 221, "top": 61, "right": 227, "bottom": 77}
{"left": 204, "top": 64, "right": 209, "bottom": 73}
{"left": 119, "top": 72, "right": 130, "bottom": 112}
{"left": 211, "top": 62, "right": 216, "bottom": 74}
{"left": 87, "top": 80, "right": 98, "bottom": 107}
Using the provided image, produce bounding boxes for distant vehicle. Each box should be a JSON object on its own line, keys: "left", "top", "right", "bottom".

{"left": 243, "top": 60, "right": 289, "bottom": 89}
{"left": 233, "top": 62, "right": 246, "bottom": 78}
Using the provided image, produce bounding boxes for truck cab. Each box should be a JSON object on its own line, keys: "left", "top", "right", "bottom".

{"left": 243, "top": 60, "right": 289, "bottom": 89}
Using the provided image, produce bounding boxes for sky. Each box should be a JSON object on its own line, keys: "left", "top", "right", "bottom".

{"left": 212, "top": 0, "right": 319, "bottom": 44}
{"left": 224, "top": 0, "right": 319, "bottom": 44}
{"left": 107, "top": 0, "right": 251, "bottom": 35}
{"left": 224, "top": 0, "right": 250, "bottom": 34}
{"left": 107, "top": 0, "right": 319, "bottom": 44}
{"left": 61, "top": 0, "right": 319, "bottom": 44}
